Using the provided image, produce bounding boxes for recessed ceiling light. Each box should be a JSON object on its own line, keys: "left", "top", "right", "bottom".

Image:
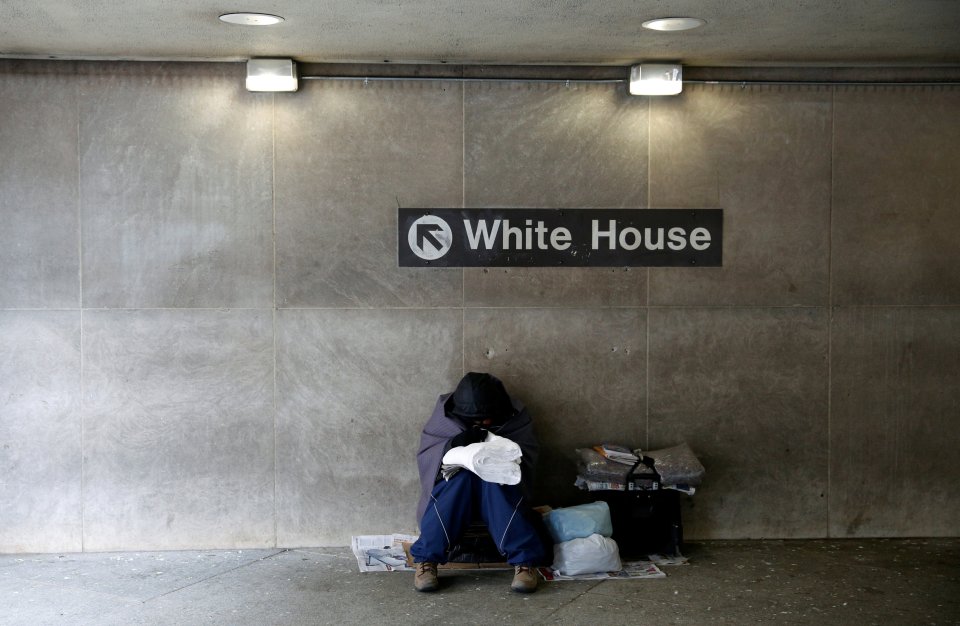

{"left": 219, "top": 12, "right": 285, "bottom": 26}
{"left": 642, "top": 17, "right": 705, "bottom": 32}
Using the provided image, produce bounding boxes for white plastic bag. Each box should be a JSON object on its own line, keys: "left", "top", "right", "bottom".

{"left": 552, "top": 533, "right": 622, "bottom": 576}
{"left": 441, "top": 432, "right": 522, "bottom": 485}
{"left": 545, "top": 501, "right": 613, "bottom": 543}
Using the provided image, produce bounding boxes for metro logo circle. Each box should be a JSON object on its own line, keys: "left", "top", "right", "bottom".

{"left": 407, "top": 215, "right": 453, "bottom": 260}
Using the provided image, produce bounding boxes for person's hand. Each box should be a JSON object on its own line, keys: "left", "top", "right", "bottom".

{"left": 450, "top": 426, "right": 487, "bottom": 448}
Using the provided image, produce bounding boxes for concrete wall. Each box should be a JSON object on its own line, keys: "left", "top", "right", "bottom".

{"left": 1, "top": 61, "right": 958, "bottom": 553}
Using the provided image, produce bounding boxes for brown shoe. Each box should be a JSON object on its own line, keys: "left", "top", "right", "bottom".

{"left": 511, "top": 565, "right": 538, "bottom": 593}
{"left": 414, "top": 561, "right": 439, "bottom": 592}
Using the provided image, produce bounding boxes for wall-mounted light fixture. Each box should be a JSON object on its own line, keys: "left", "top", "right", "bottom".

{"left": 246, "top": 58, "right": 298, "bottom": 92}
{"left": 628, "top": 63, "right": 683, "bottom": 96}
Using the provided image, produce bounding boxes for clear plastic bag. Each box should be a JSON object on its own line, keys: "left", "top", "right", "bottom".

{"left": 575, "top": 448, "right": 632, "bottom": 481}
{"left": 552, "top": 534, "right": 622, "bottom": 575}
{"left": 646, "top": 442, "right": 705, "bottom": 486}
{"left": 545, "top": 501, "right": 613, "bottom": 543}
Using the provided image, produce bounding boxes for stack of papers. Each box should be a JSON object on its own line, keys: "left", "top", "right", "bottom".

{"left": 593, "top": 443, "right": 640, "bottom": 465}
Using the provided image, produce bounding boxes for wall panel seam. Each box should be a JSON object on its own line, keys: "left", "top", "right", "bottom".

{"left": 77, "top": 75, "right": 85, "bottom": 552}
{"left": 645, "top": 92, "right": 651, "bottom": 450}
{"left": 272, "top": 92, "right": 279, "bottom": 549}
{"left": 0, "top": 308, "right": 85, "bottom": 311}
{"left": 827, "top": 86, "right": 835, "bottom": 538}
{"left": 462, "top": 81, "right": 466, "bottom": 376}
{"left": 78, "top": 307, "right": 275, "bottom": 311}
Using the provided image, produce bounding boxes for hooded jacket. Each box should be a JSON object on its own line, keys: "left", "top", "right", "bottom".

{"left": 415, "top": 392, "right": 539, "bottom": 523}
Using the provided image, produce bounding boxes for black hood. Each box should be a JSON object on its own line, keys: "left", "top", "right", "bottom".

{"left": 443, "top": 372, "right": 516, "bottom": 424}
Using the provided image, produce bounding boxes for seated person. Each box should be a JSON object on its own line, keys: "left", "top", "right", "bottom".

{"left": 411, "top": 372, "right": 550, "bottom": 593}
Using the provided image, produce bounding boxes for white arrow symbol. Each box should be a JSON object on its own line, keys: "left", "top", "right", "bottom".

{"left": 408, "top": 215, "right": 452, "bottom": 260}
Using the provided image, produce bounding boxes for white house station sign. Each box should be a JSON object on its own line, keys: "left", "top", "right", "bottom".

{"left": 398, "top": 208, "right": 723, "bottom": 267}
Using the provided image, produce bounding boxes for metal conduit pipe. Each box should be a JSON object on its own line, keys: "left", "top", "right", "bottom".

{"left": 300, "top": 75, "right": 960, "bottom": 87}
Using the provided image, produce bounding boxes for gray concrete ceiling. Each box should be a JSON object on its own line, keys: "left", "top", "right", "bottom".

{"left": 1, "top": 1, "right": 959, "bottom": 66}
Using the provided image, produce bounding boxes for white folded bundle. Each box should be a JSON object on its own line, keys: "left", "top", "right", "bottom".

{"left": 441, "top": 432, "right": 522, "bottom": 485}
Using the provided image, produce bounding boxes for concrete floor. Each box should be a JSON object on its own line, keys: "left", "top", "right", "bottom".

{"left": 2, "top": 539, "right": 958, "bottom": 625}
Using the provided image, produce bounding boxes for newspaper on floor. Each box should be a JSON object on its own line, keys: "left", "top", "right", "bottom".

{"left": 538, "top": 560, "right": 665, "bottom": 581}
{"left": 352, "top": 534, "right": 419, "bottom": 572}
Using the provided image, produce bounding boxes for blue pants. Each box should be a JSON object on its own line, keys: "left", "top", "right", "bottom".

{"left": 411, "top": 471, "right": 549, "bottom": 566}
